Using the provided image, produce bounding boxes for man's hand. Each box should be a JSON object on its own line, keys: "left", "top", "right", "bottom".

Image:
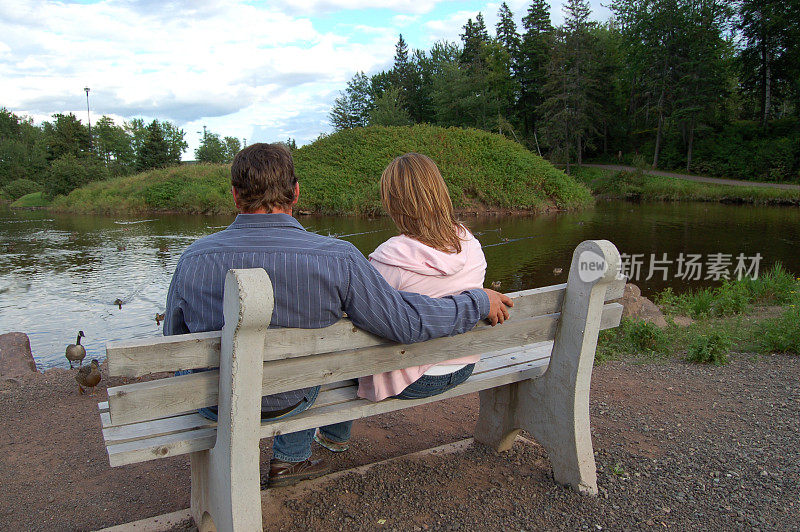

{"left": 483, "top": 288, "right": 513, "bottom": 326}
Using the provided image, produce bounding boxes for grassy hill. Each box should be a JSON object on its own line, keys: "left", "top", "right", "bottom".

{"left": 51, "top": 125, "right": 592, "bottom": 215}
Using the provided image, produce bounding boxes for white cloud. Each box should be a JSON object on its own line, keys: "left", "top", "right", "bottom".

{"left": 276, "top": 0, "right": 445, "bottom": 16}
{"left": 0, "top": 0, "right": 399, "bottom": 153}
{"left": 1, "top": 0, "right": 612, "bottom": 158}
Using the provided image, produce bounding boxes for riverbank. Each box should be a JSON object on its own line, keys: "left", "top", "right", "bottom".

{"left": 0, "top": 339, "right": 796, "bottom": 529}
{"left": 597, "top": 264, "right": 800, "bottom": 364}
{"left": 24, "top": 126, "right": 592, "bottom": 216}
{"left": 584, "top": 164, "right": 800, "bottom": 190}
{"left": 574, "top": 166, "right": 800, "bottom": 206}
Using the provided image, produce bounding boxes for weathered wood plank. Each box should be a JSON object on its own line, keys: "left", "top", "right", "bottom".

{"left": 106, "top": 304, "right": 621, "bottom": 426}
{"left": 107, "top": 279, "right": 624, "bottom": 377}
{"left": 106, "top": 354, "right": 551, "bottom": 466}
{"left": 103, "top": 342, "right": 554, "bottom": 445}
{"left": 107, "top": 428, "right": 218, "bottom": 467}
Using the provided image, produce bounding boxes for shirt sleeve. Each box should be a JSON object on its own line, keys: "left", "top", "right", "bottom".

{"left": 344, "top": 245, "right": 490, "bottom": 345}
{"left": 163, "top": 260, "right": 190, "bottom": 336}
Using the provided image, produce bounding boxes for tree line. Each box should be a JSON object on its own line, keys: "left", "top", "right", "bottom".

{"left": 329, "top": 0, "right": 800, "bottom": 181}
{"left": 0, "top": 109, "right": 252, "bottom": 201}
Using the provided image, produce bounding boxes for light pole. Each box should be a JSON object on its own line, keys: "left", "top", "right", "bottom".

{"left": 84, "top": 87, "right": 92, "bottom": 152}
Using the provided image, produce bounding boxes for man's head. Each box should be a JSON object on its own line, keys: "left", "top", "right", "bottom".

{"left": 231, "top": 143, "right": 298, "bottom": 214}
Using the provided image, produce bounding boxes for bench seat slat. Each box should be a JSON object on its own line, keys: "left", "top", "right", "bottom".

{"left": 106, "top": 303, "right": 622, "bottom": 427}
{"left": 101, "top": 342, "right": 552, "bottom": 433}
{"left": 103, "top": 342, "right": 553, "bottom": 442}
{"left": 107, "top": 280, "right": 624, "bottom": 378}
{"left": 104, "top": 343, "right": 554, "bottom": 467}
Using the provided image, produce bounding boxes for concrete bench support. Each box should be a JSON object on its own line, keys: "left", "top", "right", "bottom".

{"left": 474, "top": 240, "right": 621, "bottom": 495}
{"left": 189, "top": 269, "right": 273, "bottom": 532}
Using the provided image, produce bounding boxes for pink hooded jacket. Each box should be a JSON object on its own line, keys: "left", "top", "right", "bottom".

{"left": 357, "top": 228, "right": 487, "bottom": 401}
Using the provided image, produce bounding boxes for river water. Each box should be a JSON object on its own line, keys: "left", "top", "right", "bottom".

{"left": 1, "top": 201, "right": 798, "bottom": 369}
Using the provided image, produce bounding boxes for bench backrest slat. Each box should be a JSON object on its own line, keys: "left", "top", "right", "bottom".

{"left": 107, "top": 280, "right": 624, "bottom": 378}
{"left": 106, "top": 301, "right": 622, "bottom": 426}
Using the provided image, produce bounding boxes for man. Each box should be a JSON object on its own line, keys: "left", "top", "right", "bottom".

{"left": 164, "top": 143, "right": 512, "bottom": 487}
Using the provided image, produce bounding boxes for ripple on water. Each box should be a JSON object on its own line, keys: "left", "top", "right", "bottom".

{"left": 1, "top": 203, "right": 799, "bottom": 368}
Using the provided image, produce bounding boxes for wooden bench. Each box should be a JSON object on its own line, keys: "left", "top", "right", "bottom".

{"left": 98, "top": 239, "right": 624, "bottom": 531}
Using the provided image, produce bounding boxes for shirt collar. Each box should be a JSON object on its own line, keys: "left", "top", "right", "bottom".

{"left": 228, "top": 213, "right": 306, "bottom": 231}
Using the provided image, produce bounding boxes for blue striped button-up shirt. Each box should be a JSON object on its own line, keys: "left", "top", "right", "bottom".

{"left": 163, "top": 213, "right": 490, "bottom": 410}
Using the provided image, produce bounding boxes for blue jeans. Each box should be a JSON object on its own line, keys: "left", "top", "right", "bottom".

{"left": 196, "top": 385, "right": 352, "bottom": 462}
{"left": 395, "top": 364, "right": 475, "bottom": 400}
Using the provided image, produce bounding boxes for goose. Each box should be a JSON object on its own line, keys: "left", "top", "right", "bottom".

{"left": 65, "top": 331, "right": 86, "bottom": 368}
{"left": 114, "top": 298, "right": 124, "bottom": 309}
{"left": 76, "top": 359, "right": 101, "bottom": 395}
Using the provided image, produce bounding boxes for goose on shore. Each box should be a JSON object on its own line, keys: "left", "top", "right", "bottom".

{"left": 65, "top": 331, "right": 86, "bottom": 369}
{"left": 76, "top": 359, "right": 101, "bottom": 395}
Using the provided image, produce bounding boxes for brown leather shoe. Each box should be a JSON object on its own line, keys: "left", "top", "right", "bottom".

{"left": 267, "top": 458, "right": 329, "bottom": 488}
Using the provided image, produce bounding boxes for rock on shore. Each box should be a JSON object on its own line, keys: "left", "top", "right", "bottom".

{"left": 0, "top": 332, "right": 38, "bottom": 379}
{"left": 618, "top": 283, "right": 668, "bottom": 328}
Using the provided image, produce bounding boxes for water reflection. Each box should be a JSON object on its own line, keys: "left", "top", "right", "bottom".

{"left": 1, "top": 202, "right": 798, "bottom": 369}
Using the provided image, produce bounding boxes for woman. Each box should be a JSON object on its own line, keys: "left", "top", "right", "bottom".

{"left": 314, "top": 152, "right": 488, "bottom": 452}
{"left": 362, "top": 152, "right": 487, "bottom": 401}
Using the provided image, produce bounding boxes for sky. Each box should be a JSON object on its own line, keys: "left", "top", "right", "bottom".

{"left": 1, "top": 0, "right": 611, "bottom": 158}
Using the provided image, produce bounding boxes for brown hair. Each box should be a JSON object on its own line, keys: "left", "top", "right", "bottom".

{"left": 380, "top": 153, "right": 464, "bottom": 253}
{"left": 230, "top": 143, "right": 297, "bottom": 213}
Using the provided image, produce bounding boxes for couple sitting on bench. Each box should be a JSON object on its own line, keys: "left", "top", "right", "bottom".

{"left": 163, "top": 143, "right": 512, "bottom": 488}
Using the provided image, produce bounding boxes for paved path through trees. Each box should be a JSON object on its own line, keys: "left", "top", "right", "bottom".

{"left": 585, "top": 164, "right": 800, "bottom": 191}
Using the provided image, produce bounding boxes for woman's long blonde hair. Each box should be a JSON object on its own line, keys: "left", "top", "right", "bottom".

{"left": 380, "top": 153, "right": 464, "bottom": 254}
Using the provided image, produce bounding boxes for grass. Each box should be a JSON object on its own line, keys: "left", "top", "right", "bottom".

{"left": 572, "top": 167, "right": 800, "bottom": 206}
{"left": 52, "top": 125, "right": 593, "bottom": 215}
{"left": 50, "top": 165, "right": 234, "bottom": 215}
{"left": 10, "top": 191, "right": 50, "bottom": 208}
{"left": 596, "top": 264, "right": 800, "bottom": 365}
{"left": 654, "top": 263, "right": 797, "bottom": 319}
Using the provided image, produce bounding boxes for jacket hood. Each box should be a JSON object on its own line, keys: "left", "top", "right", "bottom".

{"left": 368, "top": 230, "right": 475, "bottom": 277}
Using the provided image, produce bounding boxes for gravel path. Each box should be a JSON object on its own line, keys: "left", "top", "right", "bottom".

{"left": 1, "top": 354, "right": 798, "bottom": 530}
{"left": 270, "top": 355, "right": 800, "bottom": 531}
{"left": 584, "top": 164, "right": 800, "bottom": 191}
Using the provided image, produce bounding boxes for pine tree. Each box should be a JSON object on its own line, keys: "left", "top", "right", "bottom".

{"left": 328, "top": 72, "right": 372, "bottom": 130}
{"left": 518, "top": 0, "right": 554, "bottom": 143}
{"left": 539, "top": 0, "right": 598, "bottom": 168}
{"left": 136, "top": 120, "right": 171, "bottom": 171}
{"left": 460, "top": 17, "right": 488, "bottom": 66}
{"left": 737, "top": 0, "right": 798, "bottom": 127}
{"left": 674, "top": 0, "right": 732, "bottom": 170}
{"left": 496, "top": 2, "right": 520, "bottom": 57}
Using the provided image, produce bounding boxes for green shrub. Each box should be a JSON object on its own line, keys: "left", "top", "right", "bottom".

{"left": 686, "top": 288, "right": 715, "bottom": 318}
{"left": 710, "top": 280, "right": 750, "bottom": 316}
{"left": 47, "top": 154, "right": 109, "bottom": 197}
{"left": 686, "top": 330, "right": 732, "bottom": 365}
{"left": 654, "top": 287, "right": 687, "bottom": 315}
{"left": 740, "top": 263, "right": 798, "bottom": 305}
{"left": 2, "top": 178, "right": 42, "bottom": 200}
{"left": 757, "top": 307, "right": 800, "bottom": 355}
{"left": 596, "top": 318, "right": 669, "bottom": 361}
{"left": 627, "top": 320, "right": 669, "bottom": 354}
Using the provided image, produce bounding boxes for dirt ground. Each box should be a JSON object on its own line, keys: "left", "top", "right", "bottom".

{"left": 0, "top": 353, "right": 798, "bottom": 531}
